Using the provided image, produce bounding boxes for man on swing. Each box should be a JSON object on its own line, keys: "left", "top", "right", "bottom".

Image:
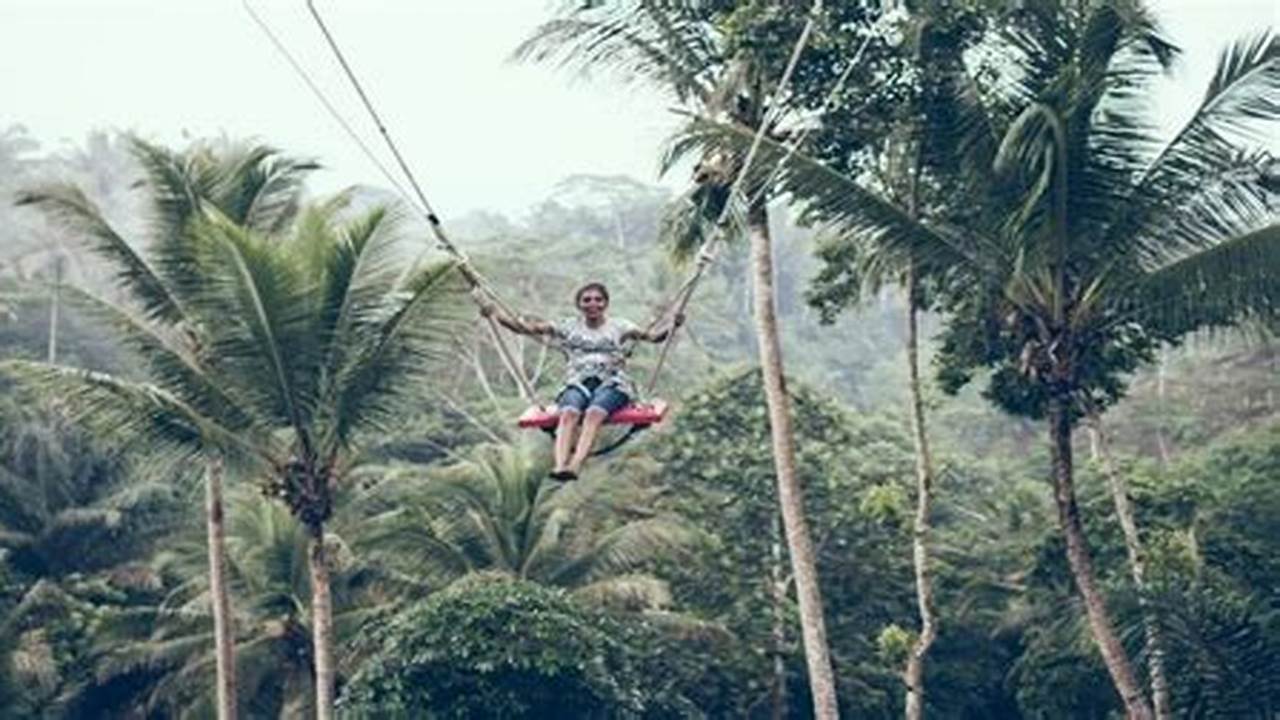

{"left": 481, "top": 282, "right": 683, "bottom": 481}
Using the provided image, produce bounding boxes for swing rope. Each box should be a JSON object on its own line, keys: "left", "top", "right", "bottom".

{"left": 303, "top": 0, "right": 543, "bottom": 404}
{"left": 642, "top": 0, "right": 823, "bottom": 395}
{"left": 245, "top": 1, "right": 544, "bottom": 404}
{"left": 242, "top": 0, "right": 414, "bottom": 205}
{"left": 248, "top": 0, "right": 845, "bottom": 413}
{"left": 743, "top": 33, "right": 871, "bottom": 211}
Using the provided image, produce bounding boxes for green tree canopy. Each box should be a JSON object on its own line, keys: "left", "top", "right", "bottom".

{"left": 341, "top": 573, "right": 723, "bottom": 719}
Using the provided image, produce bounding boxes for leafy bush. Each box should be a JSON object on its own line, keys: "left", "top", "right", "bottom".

{"left": 341, "top": 573, "right": 727, "bottom": 719}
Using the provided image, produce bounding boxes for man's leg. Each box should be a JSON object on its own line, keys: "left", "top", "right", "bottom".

{"left": 567, "top": 406, "right": 608, "bottom": 473}
{"left": 554, "top": 409, "right": 581, "bottom": 473}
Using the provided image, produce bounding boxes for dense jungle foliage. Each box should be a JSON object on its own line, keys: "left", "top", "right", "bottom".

{"left": 1, "top": 1, "right": 1276, "bottom": 718}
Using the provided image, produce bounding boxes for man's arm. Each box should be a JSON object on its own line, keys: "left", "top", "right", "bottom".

{"left": 480, "top": 303, "right": 556, "bottom": 336}
{"left": 624, "top": 314, "right": 686, "bottom": 343}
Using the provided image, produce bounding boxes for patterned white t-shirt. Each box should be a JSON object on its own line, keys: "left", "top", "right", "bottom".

{"left": 552, "top": 316, "right": 640, "bottom": 397}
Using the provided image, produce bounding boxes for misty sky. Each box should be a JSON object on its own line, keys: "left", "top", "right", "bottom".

{"left": 2, "top": 1, "right": 1276, "bottom": 218}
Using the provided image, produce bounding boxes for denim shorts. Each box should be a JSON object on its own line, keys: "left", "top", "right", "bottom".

{"left": 557, "top": 377, "right": 631, "bottom": 416}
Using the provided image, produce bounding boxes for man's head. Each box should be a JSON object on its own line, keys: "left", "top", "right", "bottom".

{"left": 574, "top": 282, "right": 610, "bottom": 321}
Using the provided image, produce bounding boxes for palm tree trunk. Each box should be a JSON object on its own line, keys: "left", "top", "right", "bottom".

{"left": 205, "top": 455, "right": 238, "bottom": 720}
{"left": 308, "top": 525, "right": 336, "bottom": 720}
{"left": 748, "top": 204, "right": 839, "bottom": 719}
{"left": 46, "top": 256, "right": 62, "bottom": 364}
{"left": 770, "top": 522, "right": 788, "bottom": 720}
{"left": 1048, "top": 398, "right": 1153, "bottom": 720}
{"left": 1088, "top": 413, "right": 1173, "bottom": 719}
{"left": 1154, "top": 350, "right": 1170, "bottom": 463}
{"left": 903, "top": 269, "right": 938, "bottom": 720}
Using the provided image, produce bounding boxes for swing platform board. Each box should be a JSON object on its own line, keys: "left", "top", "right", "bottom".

{"left": 517, "top": 401, "right": 669, "bottom": 430}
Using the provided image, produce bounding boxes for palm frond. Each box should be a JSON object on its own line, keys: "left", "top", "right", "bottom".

{"left": 355, "top": 456, "right": 527, "bottom": 578}
{"left": 570, "top": 573, "right": 672, "bottom": 611}
{"left": 61, "top": 287, "right": 259, "bottom": 433}
{"left": 212, "top": 144, "right": 319, "bottom": 234}
{"left": 14, "top": 183, "right": 185, "bottom": 323}
{"left": 310, "top": 206, "right": 418, "bottom": 433}
{"left": 1108, "top": 32, "right": 1279, "bottom": 262}
{"left": 127, "top": 137, "right": 213, "bottom": 309}
{"left": 1, "top": 580, "right": 76, "bottom": 636}
{"left": 224, "top": 490, "right": 313, "bottom": 602}
{"left": 550, "top": 516, "right": 696, "bottom": 587}
{"left": 1079, "top": 1, "right": 1177, "bottom": 79}
{"left": 189, "top": 213, "right": 320, "bottom": 439}
{"left": 1121, "top": 222, "right": 1280, "bottom": 336}
{"left": 993, "top": 101, "right": 1062, "bottom": 258}
{"left": 637, "top": 610, "right": 736, "bottom": 644}
{"left": 657, "top": 132, "right": 747, "bottom": 263}
{"left": 348, "top": 446, "right": 692, "bottom": 610}
{"left": 0, "top": 528, "right": 35, "bottom": 554}
{"left": 674, "top": 112, "right": 1003, "bottom": 280}
{"left": 129, "top": 136, "right": 203, "bottom": 235}
{"left": 985, "top": 3, "right": 1070, "bottom": 117}
{"left": 921, "top": 44, "right": 1003, "bottom": 188}
{"left": 327, "top": 258, "right": 468, "bottom": 448}
{"left": 0, "top": 463, "right": 46, "bottom": 535}
{"left": 127, "top": 137, "right": 314, "bottom": 309}
{"left": 355, "top": 505, "right": 474, "bottom": 587}
{"left": 0, "top": 361, "right": 262, "bottom": 468}
{"left": 512, "top": 1, "right": 714, "bottom": 105}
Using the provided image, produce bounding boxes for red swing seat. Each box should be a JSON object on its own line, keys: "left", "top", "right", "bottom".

{"left": 517, "top": 400, "right": 669, "bottom": 430}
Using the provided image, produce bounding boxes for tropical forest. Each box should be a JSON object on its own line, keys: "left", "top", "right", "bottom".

{"left": 0, "top": 1, "right": 1277, "bottom": 719}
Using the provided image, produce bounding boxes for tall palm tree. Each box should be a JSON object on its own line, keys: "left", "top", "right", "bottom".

{"left": 515, "top": 6, "right": 843, "bottom": 714}
{"left": 355, "top": 443, "right": 698, "bottom": 613}
{"left": 13, "top": 137, "right": 318, "bottom": 720}
{"left": 682, "top": 6, "right": 1278, "bottom": 718}
{"left": 6, "top": 193, "right": 466, "bottom": 718}
{"left": 73, "top": 487, "right": 390, "bottom": 719}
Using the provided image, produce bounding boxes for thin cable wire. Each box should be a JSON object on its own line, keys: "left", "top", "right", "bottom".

{"left": 304, "top": 0, "right": 440, "bottom": 224}
{"left": 258, "top": 0, "right": 825, "bottom": 403}
{"left": 246, "top": 0, "right": 542, "bottom": 401}
{"left": 248, "top": 1, "right": 534, "bottom": 323}
{"left": 645, "top": 4, "right": 871, "bottom": 391}
{"left": 245, "top": 1, "right": 529, "bottom": 314}
{"left": 303, "top": 0, "right": 544, "bottom": 333}
{"left": 242, "top": 0, "right": 414, "bottom": 207}
{"left": 246, "top": 2, "right": 544, "bottom": 359}
{"left": 302, "top": 0, "right": 549, "bottom": 402}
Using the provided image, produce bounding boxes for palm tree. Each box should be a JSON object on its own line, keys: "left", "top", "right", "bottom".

{"left": 0, "top": 391, "right": 185, "bottom": 712}
{"left": 9, "top": 169, "right": 464, "bottom": 717}
{"left": 73, "top": 487, "right": 390, "bottom": 719}
{"left": 13, "top": 136, "right": 318, "bottom": 720}
{"left": 683, "top": 6, "right": 1278, "bottom": 718}
{"left": 355, "top": 442, "right": 698, "bottom": 613}
{"left": 515, "top": 6, "right": 842, "bottom": 714}
{"left": 0, "top": 399, "right": 180, "bottom": 582}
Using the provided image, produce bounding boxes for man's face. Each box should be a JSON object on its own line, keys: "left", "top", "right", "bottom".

{"left": 577, "top": 289, "right": 607, "bottom": 320}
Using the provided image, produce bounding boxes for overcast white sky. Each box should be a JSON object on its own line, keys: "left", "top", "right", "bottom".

{"left": 2, "top": 1, "right": 1276, "bottom": 217}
